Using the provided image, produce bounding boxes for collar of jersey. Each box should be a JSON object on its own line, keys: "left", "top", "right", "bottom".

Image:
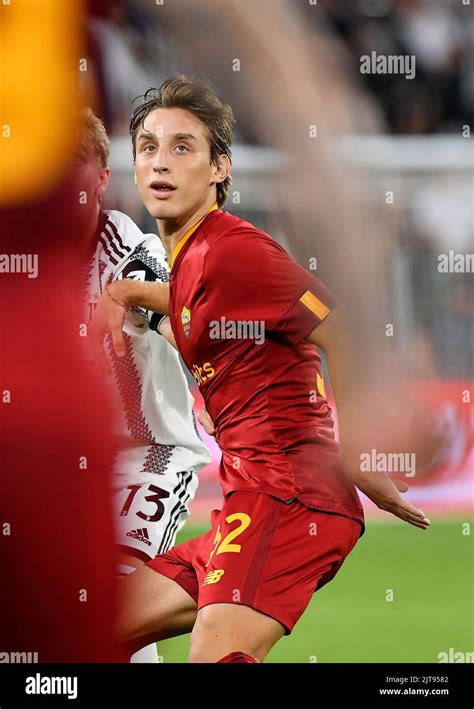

{"left": 170, "top": 202, "right": 218, "bottom": 270}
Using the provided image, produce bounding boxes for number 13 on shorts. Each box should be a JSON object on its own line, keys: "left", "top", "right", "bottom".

{"left": 205, "top": 513, "right": 251, "bottom": 567}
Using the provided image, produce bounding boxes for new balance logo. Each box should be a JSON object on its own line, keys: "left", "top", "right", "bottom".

{"left": 203, "top": 569, "right": 225, "bottom": 586}
{"left": 126, "top": 528, "right": 152, "bottom": 546}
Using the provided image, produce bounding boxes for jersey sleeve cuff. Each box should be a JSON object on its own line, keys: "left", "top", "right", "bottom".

{"left": 274, "top": 288, "right": 338, "bottom": 344}
{"left": 149, "top": 312, "right": 168, "bottom": 334}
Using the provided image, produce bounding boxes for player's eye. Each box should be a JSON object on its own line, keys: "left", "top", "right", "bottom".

{"left": 143, "top": 144, "right": 156, "bottom": 152}
{"left": 175, "top": 144, "right": 190, "bottom": 153}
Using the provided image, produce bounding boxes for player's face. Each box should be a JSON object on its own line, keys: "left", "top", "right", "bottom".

{"left": 134, "top": 107, "right": 227, "bottom": 222}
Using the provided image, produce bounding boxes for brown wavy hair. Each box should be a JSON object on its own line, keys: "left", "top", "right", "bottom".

{"left": 130, "top": 75, "right": 235, "bottom": 207}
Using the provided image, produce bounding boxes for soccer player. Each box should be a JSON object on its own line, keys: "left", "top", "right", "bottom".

{"left": 78, "top": 108, "right": 211, "bottom": 662}
{"left": 90, "top": 77, "right": 431, "bottom": 663}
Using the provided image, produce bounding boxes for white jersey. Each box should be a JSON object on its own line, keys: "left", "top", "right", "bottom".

{"left": 86, "top": 209, "right": 212, "bottom": 478}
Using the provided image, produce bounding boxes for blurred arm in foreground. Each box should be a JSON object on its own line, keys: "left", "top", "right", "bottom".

{"left": 307, "top": 305, "right": 431, "bottom": 530}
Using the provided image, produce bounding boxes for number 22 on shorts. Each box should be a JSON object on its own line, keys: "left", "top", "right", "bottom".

{"left": 205, "top": 513, "right": 251, "bottom": 567}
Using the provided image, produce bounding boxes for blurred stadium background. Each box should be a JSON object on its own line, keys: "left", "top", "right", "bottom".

{"left": 82, "top": 0, "right": 472, "bottom": 662}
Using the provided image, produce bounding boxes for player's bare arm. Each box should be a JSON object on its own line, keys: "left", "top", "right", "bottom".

{"left": 156, "top": 315, "right": 177, "bottom": 348}
{"left": 111, "top": 277, "right": 170, "bottom": 314}
{"left": 88, "top": 279, "right": 169, "bottom": 368}
{"left": 305, "top": 305, "right": 431, "bottom": 530}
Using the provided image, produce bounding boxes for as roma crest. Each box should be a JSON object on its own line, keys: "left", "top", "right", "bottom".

{"left": 181, "top": 306, "right": 191, "bottom": 338}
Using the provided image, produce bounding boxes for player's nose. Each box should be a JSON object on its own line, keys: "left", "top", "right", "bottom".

{"left": 152, "top": 149, "right": 170, "bottom": 173}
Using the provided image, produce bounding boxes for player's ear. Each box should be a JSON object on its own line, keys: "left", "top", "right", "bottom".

{"left": 97, "top": 166, "right": 110, "bottom": 199}
{"left": 134, "top": 170, "right": 138, "bottom": 185}
{"left": 211, "top": 155, "right": 230, "bottom": 185}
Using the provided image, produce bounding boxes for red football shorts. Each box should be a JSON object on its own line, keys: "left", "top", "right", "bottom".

{"left": 147, "top": 490, "right": 363, "bottom": 633}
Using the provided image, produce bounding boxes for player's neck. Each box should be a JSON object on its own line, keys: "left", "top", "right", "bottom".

{"left": 156, "top": 196, "right": 217, "bottom": 264}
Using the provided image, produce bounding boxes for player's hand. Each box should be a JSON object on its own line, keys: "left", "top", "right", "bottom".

{"left": 88, "top": 286, "right": 127, "bottom": 375}
{"left": 198, "top": 408, "right": 215, "bottom": 436}
{"left": 352, "top": 471, "right": 431, "bottom": 530}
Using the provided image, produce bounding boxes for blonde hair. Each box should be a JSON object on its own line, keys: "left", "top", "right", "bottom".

{"left": 77, "top": 108, "right": 110, "bottom": 168}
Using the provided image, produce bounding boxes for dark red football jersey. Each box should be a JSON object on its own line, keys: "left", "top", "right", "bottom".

{"left": 169, "top": 208, "right": 364, "bottom": 527}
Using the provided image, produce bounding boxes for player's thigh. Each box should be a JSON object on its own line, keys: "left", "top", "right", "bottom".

{"left": 189, "top": 603, "right": 285, "bottom": 663}
{"left": 117, "top": 565, "right": 197, "bottom": 644}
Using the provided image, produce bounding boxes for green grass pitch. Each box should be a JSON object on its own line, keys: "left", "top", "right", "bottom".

{"left": 156, "top": 518, "right": 473, "bottom": 663}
